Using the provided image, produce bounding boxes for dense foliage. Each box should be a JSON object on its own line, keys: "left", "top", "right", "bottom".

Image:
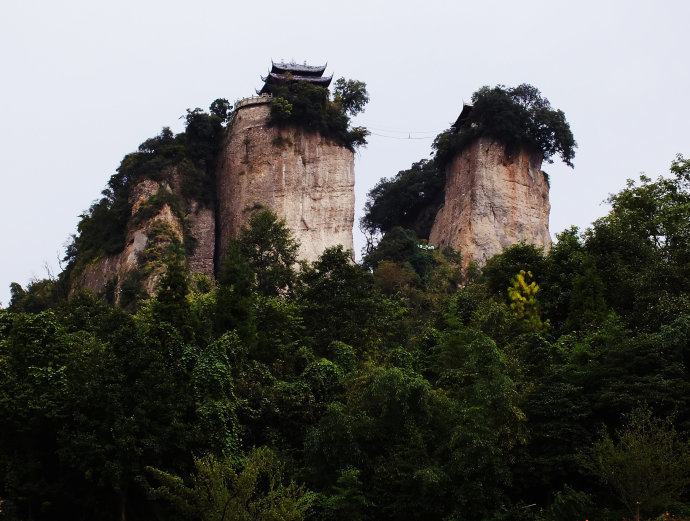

{"left": 267, "top": 77, "right": 369, "bottom": 151}
{"left": 362, "top": 85, "right": 575, "bottom": 240}
{"left": 433, "top": 84, "right": 576, "bottom": 169}
{"left": 361, "top": 159, "right": 445, "bottom": 238}
{"left": 61, "top": 100, "right": 231, "bottom": 288}
{"left": 3, "top": 156, "right": 690, "bottom": 521}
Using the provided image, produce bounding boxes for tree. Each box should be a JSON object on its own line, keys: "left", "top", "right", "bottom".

{"left": 209, "top": 98, "right": 232, "bottom": 124}
{"left": 266, "top": 79, "right": 369, "bottom": 150}
{"left": 481, "top": 242, "right": 547, "bottom": 298}
{"left": 333, "top": 77, "right": 370, "bottom": 117}
{"left": 508, "top": 270, "right": 549, "bottom": 333}
{"left": 583, "top": 155, "right": 690, "bottom": 330}
{"left": 580, "top": 406, "right": 690, "bottom": 521}
{"left": 148, "top": 447, "right": 314, "bottom": 521}
{"left": 0, "top": 311, "right": 78, "bottom": 518}
{"left": 539, "top": 226, "right": 588, "bottom": 333}
{"left": 433, "top": 84, "right": 576, "bottom": 168}
{"left": 215, "top": 239, "right": 256, "bottom": 340}
{"left": 325, "top": 468, "right": 370, "bottom": 521}
{"left": 298, "top": 246, "right": 405, "bottom": 354}
{"left": 564, "top": 256, "right": 607, "bottom": 331}
{"left": 150, "top": 244, "right": 191, "bottom": 337}
{"left": 361, "top": 160, "right": 445, "bottom": 238}
{"left": 363, "top": 227, "right": 432, "bottom": 280}
{"left": 433, "top": 328, "right": 526, "bottom": 519}
{"left": 238, "top": 210, "right": 300, "bottom": 297}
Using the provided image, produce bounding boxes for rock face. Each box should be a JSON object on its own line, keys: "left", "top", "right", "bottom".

{"left": 74, "top": 171, "right": 214, "bottom": 303}
{"left": 429, "top": 137, "right": 551, "bottom": 266}
{"left": 72, "top": 97, "right": 356, "bottom": 301}
{"left": 216, "top": 99, "right": 355, "bottom": 263}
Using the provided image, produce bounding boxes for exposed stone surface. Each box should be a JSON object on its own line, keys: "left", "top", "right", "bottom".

{"left": 216, "top": 101, "right": 355, "bottom": 264}
{"left": 75, "top": 176, "right": 211, "bottom": 301}
{"left": 429, "top": 137, "right": 551, "bottom": 266}
{"left": 72, "top": 100, "right": 355, "bottom": 301}
{"left": 185, "top": 201, "right": 215, "bottom": 278}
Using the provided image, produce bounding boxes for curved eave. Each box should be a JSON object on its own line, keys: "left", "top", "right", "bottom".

{"left": 258, "top": 73, "right": 333, "bottom": 94}
{"left": 271, "top": 60, "right": 327, "bottom": 77}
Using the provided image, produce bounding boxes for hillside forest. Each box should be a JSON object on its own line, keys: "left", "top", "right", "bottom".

{"left": 2, "top": 83, "right": 690, "bottom": 521}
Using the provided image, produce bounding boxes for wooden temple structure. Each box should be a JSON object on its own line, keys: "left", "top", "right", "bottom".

{"left": 258, "top": 61, "right": 333, "bottom": 94}
{"left": 451, "top": 103, "right": 474, "bottom": 131}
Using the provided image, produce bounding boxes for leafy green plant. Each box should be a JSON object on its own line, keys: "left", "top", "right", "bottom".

{"left": 148, "top": 447, "right": 314, "bottom": 521}
{"left": 580, "top": 406, "right": 690, "bottom": 521}
{"left": 64, "top": 99, "right": 228, "bottom": 283}
{"left": 266, "top": 78, "right": 369, "bottom": 151}
{"left": 362, "top": 159, "right": 445, "bottom": 237}
{"left": 433, "top": 84, "right": 576, "bottom": 169}
{"left": 508, "top": 270, "right": 550, "bottom": 333}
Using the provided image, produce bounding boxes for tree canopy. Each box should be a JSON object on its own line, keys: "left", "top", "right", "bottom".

{"left": 3, "top": 100, "right": 690, "bottom": 521}
{"left": 362, "top": 84, "right": 575, "bottom": 242}
{"left": 433, "top": 84, "right": 577, "bottom": 168}
{"left": 267, "top": 77, "right": 369, "bottom": 151}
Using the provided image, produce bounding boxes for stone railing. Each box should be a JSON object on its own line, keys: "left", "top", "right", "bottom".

{"left": 234, "top": 94, "right": 273, "bottom": 110}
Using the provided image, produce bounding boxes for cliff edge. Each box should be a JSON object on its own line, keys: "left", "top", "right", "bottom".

{"left": 429, "top": 137, "right": 551, "bottom": 266}
{"left": 74, "top": 170, "right": 214, "bottom": 304}
{"left": 216, "top": 100, "right": 355, "bottom": 263}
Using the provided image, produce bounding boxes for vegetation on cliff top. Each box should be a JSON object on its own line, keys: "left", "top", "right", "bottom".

{"left": 4, "top": 156, "right": 690, "bottom": 521}
{"left": 362, "top": 84, "right": 576, "bottom": 240}
{"left": 59, "top": 78, "right": 368, "bottom": 301}
{"left": 433, "top": 83, "right": 577, "bottom": 169}
{"left": 60, "top": 100, "right": 230, "bottom": 287}
{"left": 267, "top": 77, "right": 370, "bottom": 151}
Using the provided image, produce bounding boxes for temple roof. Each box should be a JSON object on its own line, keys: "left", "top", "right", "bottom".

{"left": 271, "top": 61, "right": 327, "bottom": 77}
{"left": 452, "top": 103, "right": 474, "bottom": 131}
{"left": 258, "top": 61, "right": 333, "bottom": 95}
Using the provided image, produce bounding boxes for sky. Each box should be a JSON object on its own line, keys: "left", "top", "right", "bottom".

{"left": 1, "top": 0, "right": 689, "bottom": 306}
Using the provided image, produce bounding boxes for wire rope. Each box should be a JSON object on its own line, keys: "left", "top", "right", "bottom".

{"left": 368, "top": 132, "right": 437, "bottom": 140}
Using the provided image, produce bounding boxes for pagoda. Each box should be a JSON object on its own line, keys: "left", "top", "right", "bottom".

{"left": 258, "top": 60, "right": 333, "bottom": 94}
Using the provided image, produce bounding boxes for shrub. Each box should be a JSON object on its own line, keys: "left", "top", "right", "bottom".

{"left": 433, "top": 84, "right": 576, "bottom": 169}
{"left": 266, "top": 79, "right": 369, "bottom": 151}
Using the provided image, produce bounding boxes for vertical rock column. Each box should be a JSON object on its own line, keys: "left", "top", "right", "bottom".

{"left": 429, "top": 137, "right": 551, "bottom": 266}
{"left": 216, "top": 100, "right": 355, "bottom": 264}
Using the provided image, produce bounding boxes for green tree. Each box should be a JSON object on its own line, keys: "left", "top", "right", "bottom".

{"left": 508, "top": 270, "right": 549, "bottom": 333}
{"left": 299, "top": 246, "right": 405, "bottom": 354}
{"left": 333, "top": 77, "right": 370, "bottom": 117}
{"left": 361, "top": 160, "right": 445, "bottom": 238}
{"left": 215, "top": 239, "right": 256, "bottom": 340}
{"left": 150, "top": 244, "right": 191, "bottom": 338}
{"left": 580, "top": 406, "right": 690, "bottom": 521}
{"left": 482, "top": 242, "right": 548, "bottom": 298}
{"left": 564, "top": 256, "right": 607, "bottom": 331}
{"left": 583, "top": 155, "right": 690, "bottom": 331}
{"left": 433, "top": 83, "right": 576, "bottom": 168}
{"left": 305, "top": 367, "right": 437, "bottom": 520}
{"left": 539, "top": 226, "right": 588, "bottom": 334}
{"left": 266, "top": 79, "right": 369, "bottom": 150}
{"left": 363, "top": 227, "right": 433, "bottom": 280}
{"left": 0, "top": 311, "right": 78, "bottom": 518}
{"left": 325, "top": 468, "right": 369, "bottom": 521}
{"left": 434, "top": 328, "right": 526, "bottom": 518}
{"left": 238, "top": 210, "right": 300, "bottom": 297}
{"left": 209, "top": 97, "right": 233, "bottom": 123}
{"left": 148, "top": 447, "right": 314, "bottom": 521}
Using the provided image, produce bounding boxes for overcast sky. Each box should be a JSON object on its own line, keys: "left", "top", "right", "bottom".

{"left": 1, "top": 0, "right": 689, "bottom": 306}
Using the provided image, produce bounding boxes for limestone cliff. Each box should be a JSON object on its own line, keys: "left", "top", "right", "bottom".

{"left": 74, "top": 171, "right": 214, "bottom": 303}
{"left": 216, "top": 99, "right": 355, "bottom": 263}
{"left": 429, "top": 137, "right": 551, "bottom": 266}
